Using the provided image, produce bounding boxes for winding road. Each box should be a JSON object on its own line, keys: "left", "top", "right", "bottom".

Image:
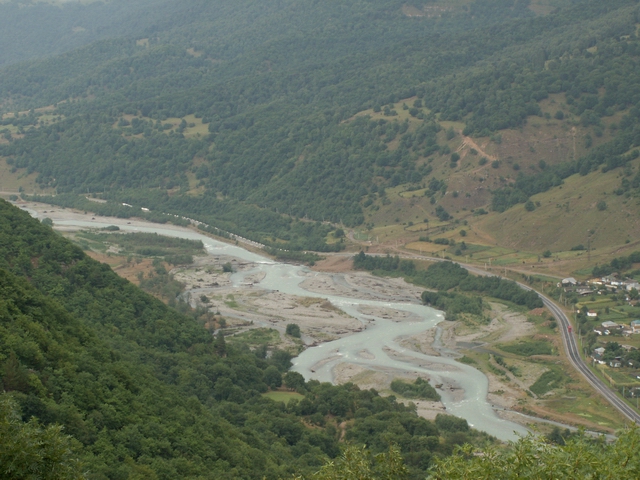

{"left": 12, "top": 194, "right": 639, "bottom": 426}
{"left": 442, "top": 256, "right": 640, "bottom": 424}
{"left": 361, "top": 247, "right": 640, "bottom": 424}
{"left": 529, "top": 286, "right": 640, "bottom": 424}
{"left": 422, "top": 253, "right": 640, "bottom": 424}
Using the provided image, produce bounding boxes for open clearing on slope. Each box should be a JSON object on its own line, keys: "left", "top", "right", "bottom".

{"left": 478, "top": 167, "right": 633, "bottom": 251}
{"left": 0, "top": 159, "right": 53, "bottom": 195}
{"left": 262, "top": 391, "right": 305, "bottom": 404}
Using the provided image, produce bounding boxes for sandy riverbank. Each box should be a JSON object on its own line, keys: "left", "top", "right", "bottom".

{"left": 16, "top": 200, "right": 572, "bottom": 433}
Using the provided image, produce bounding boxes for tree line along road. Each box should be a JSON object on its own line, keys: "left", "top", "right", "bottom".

{"left": 463, "top": 261, "right": 640, "bottom": 424}
{"left": 358, "top": 250, "right": 640, "bottom": 424}
{"left": 462, "top": 259, "right": 640, "bottom": 424}
{"left": 525, "top": 285, "right": 640, "bottom": 425}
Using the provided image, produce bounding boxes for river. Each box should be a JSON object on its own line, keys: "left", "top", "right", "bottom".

{"left": 26, "top": 207, "right": 528, "bottom": 441}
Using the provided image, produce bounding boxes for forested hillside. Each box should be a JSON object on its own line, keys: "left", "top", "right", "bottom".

{"left": 0, "top": 0, "right": 177, "bottom": 66}
{"left": 2, "top": 0, "right": 640, "bottom": 254}
{"left": 0, "top": 199, "right": 495, "bottom": 478}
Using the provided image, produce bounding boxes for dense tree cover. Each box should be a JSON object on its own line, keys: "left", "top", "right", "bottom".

{"left": 301, "top": 444, "right": 409, "bottom": 480}
{"left": 412, "top": 262, "right": 471, "bottom": 291}
{"left": 286, "top": 324, "right": 302, "bottom": 338}
{"left": 426, "top": 1, "right": 640, "bottom": 134}
{"left": 305, "top": 427, "right": 640, "bottom": 479}
{"left": 0, "top": 395, "right": 83, "bottom": 480}
{"left": 457, "top": 274, "right": 543, "bottom": 310}
{"left": 0, "top": 0, "right": 540, "bottom": 111}
{"left": 428, "top": 427, "right": 640, "bottom": 479}
{"left": 79, "top": 231, "right": 204, "bottom": 256}
{"left": 592, "top": 250, "right": 640, "bottom": 276}
{"left": 0, "top": 0, "right": 181, "bottom": 67}
{"left": 352, "top": 252, "right": 418, "bottom": 277}
{"left": 264, "top": 248, "right": 323, "bottom": 265}
{"left": 24, "top": 192, "right": 340, "bottom": 252}
{"left": 5, "top": 116, "right": 206, "bottom": 192}
{"left": 390, "top": 378, "right": 441, "bottom": 401}
{"left": 3, "top": 0, "right": 636, "bottom": 241}
{"left": 421, "top": 291, "right": 484, "bottom": 319}
{"left": 0, "top": 200, "right": 496, "bottom": 478}
{"left": 353, "top": 253, "right": 542, "bottom": 310}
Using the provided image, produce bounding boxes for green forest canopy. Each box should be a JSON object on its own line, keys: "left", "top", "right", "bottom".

{"left": 308, "top": 427, "right": 640, "bottom": 480}
{"left": 1, "top": 1, "right": 640, "bottom": 246}
{"left": 0, "top": 199, "right": 496, "bottom": 479}
{"left": 352, "top": 252, "right": 543, "bottom": 317}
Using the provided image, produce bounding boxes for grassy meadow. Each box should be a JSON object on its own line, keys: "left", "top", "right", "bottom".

{"left": 262, "top": 391, "right": 305, "bottom": 404}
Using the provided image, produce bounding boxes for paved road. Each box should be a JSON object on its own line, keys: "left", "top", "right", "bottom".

{"left": 452, "top": 258, "right": 640, "bottom": 424}
{"left": 12, "top": 197, "right": 639, "bottom": 423}
{"left": 357, "top": 250, "right": 640, "bottom": 423}
{"left": 522, "top": 284, "right": 640, "bottom": 424}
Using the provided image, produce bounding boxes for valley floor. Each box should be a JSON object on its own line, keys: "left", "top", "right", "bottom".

{"left": 14, "top": 199, "right": 628, "bottom": 437}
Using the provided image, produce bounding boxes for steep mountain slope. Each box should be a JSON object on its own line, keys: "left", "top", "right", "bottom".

{"left": 0, "top": 0, "right": 194, "bottom": 67}
{"left": 0, "top": 0, "right": 639, "bottom": 258}
{"left": 0, "top": 199, "right": 495, "bottom": 478}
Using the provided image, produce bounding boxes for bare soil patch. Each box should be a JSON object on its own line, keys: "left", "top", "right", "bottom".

{"left": 300, "top": 271, "right": 423, "bottom": 303}
{"left": 312, "top": 255, "right": 353, "bottom": 272}
{"left": 23, "top": 201, "right": 624, "bottom": 432}
{"left": 85, "top": 251, "right": 157, "bottom": 286}
{"left": 332, "top": 364, "right": 448, "bottom": 419}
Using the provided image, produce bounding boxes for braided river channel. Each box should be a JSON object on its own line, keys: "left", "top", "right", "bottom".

{"left": 29, "top": 207, "right": 528, "bottom": 442}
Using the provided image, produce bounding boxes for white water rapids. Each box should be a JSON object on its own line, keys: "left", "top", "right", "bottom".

{"left": 27, "top": 208, "right": 528, "bottom": 441}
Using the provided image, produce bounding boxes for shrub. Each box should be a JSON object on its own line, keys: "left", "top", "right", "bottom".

{"left": 390, "top": 378, "right": 440, "bottom": 401}
{"left": 435, "top": 414, "right": 469, "bottom": 432}
{"left": 499, "top": 341, "right": 553, "bottom": 356}
{"left": 530, "top": 369, "right": 565, "bottom": 395}
{"left": 286, "top": 323, "right": 301, "bottom": 338}
{"left": 165, "top": 254, "right": 194, "bottom": 265}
